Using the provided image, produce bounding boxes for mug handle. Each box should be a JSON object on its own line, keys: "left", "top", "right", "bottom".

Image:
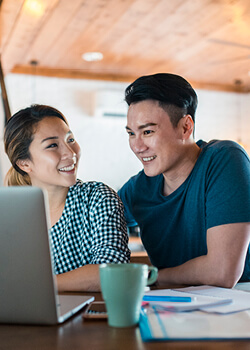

{"left": 147, "top": 266, "right": 158, "bottom": 285}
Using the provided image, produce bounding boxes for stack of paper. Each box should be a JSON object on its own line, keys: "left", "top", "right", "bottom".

{"left": 140, "top": 285, "right": 250, "bottom": 341}
{"left": 140, "top": 308, "right": 250, "bottom": 341}
{"left": 174, "top": 285, "right": 250, "bottom": 314}
{"left": 143, "top": 288, "right": 232, "bottom": 313}
{"left": 144, "top": 285, "right": 250, "bottom": 314}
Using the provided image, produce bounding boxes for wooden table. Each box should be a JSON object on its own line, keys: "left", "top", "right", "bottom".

{"left": 1, "top": 288, "right": 250, "bottom": 350}
{"left": 1, "top": 255, "right": 250, "bottom": 349}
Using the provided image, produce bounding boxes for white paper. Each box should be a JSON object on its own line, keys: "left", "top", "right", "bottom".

{"left": 174, "top": 285, "right": 250, "bottom": 314}
{"left": 144, "top": 288, "right": 232, "bottom": 312}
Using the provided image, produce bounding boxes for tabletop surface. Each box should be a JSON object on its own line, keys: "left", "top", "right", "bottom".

{"left": 2, "top": 256, "right": 250, "bottom": 349}
{"left": 2, "top": 288, "right": 250, "bottom": 350}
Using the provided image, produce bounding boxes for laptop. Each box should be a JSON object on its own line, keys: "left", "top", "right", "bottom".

{"left": 0, "top": 156, "right": 3, "bottom": 187}
{"left": 0, "top": 186, "right": 94, "bottom": 325}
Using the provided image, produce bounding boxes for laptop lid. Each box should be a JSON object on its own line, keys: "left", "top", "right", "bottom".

{"left": 0, "top": 186, "right": 94, "bottom": 325}
{"left": 0, "top": 152, "right": 3, "bottom": 187}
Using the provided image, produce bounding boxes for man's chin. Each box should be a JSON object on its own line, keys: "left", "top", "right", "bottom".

{"left": 143, "top": 168, "right": 160, "bottom": 177}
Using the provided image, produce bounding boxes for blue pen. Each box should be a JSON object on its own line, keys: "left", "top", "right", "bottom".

{"left": 143, "top": 295, "right": 192, "bottom": 302}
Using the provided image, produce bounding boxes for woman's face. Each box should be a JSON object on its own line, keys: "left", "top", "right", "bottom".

{"left": 18, "top": 116, "right": 81, "bottom": 191}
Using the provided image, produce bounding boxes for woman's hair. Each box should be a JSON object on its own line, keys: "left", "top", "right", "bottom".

{"left": 4, "top": 104, "right": 68, "bottom": 186}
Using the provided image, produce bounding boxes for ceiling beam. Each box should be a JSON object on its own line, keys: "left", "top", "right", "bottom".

{"left": 11, "top": 64, "right": 137, "bottom": 83}
{"left": 11, "top": 64, "right": 250, "bottom": 94}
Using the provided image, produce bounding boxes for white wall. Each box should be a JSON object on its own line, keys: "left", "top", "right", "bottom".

{"left": 0, "top": 73, "right": 249, "bottom": 190}
{"left": 195, "top": 90, "right": 250, "bottom": 150}
{"left": 0, "top": 74, "right": 142, "bottom": 190}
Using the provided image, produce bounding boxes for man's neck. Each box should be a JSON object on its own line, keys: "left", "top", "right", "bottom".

{"left": 162, "top": 144, "right": 201, "bottom": 196}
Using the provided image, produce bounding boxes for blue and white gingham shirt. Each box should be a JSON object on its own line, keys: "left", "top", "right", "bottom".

{"left": 50, "top": 179, "right": 130, "bottom": 274}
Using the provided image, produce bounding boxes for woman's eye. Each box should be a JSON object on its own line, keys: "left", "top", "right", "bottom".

{"left": 46, "top": 143, "right": 57, "bottom": 149}
{"left": 68, "top": 137, "right": 75, "bottom": 143}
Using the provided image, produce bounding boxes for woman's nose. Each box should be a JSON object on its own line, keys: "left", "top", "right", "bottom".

{"left": 62, "top": 143, "right": 76, "bottom": 159}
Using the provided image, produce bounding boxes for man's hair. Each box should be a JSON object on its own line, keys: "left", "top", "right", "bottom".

{"left": 125, "top": 73, "right": 198, "bottom": 127}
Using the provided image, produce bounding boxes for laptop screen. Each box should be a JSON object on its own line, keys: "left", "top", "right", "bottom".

{"left": 0, "top": 186, "right": 94, "bottom": 324}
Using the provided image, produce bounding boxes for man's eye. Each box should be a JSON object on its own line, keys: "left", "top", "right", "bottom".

{"left": 144, "top": 130, "right": 153, "bottom": 135}
{"left": 127, "top": 131, "right": 135, "bottom": 136}
{"left": 68, "top": 137, "right": 75, "bottom": 143}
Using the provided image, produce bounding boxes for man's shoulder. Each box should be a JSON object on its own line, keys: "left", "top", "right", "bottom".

{"left": 199, "top": 139, "right": 245, "bottom": 150}
{"left": 198, "top": 139, "right": 249, "bottom": 161}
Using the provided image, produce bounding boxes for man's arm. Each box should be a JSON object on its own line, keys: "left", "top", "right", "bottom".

{"left": 158, "top": 222, "right": 250, "bottom": 288}
{"left": 56, "top": 264, "right": 101, "bottom": 292}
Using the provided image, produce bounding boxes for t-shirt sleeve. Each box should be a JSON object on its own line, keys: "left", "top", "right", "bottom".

{"left": 118, "top": 180, "right": 138, "bottom": 227}
{"left": 88, "top": 184, "right": 131, "bottom": 264}
{"left": 206, "top": 145, "right": 250, "bottom": 229}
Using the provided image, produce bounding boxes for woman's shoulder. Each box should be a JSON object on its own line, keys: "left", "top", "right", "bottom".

{"left": 71, "top": 179, "right": 118, "bottom": 201}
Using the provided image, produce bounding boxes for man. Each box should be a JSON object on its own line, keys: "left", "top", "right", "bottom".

{"left": 118, "top": 73, "right": 250, "bottom": 288}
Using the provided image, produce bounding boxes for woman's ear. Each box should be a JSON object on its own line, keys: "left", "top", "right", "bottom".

{"left": 16, "top": 159, "right": 32, "bottom": 174}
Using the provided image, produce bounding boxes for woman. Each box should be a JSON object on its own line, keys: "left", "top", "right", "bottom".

{"left": 4, "top": 104, "right": 130, "bottom": 292}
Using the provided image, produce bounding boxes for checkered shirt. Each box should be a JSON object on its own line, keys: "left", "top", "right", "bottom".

{"left": 50, "top": 179, "right": 130, "bottom": 274}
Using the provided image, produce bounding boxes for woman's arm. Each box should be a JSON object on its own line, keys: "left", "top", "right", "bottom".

{"left": 56, "top": 264, "right": 101, "bottom": 292}
{"left": 89, "top": 184, "right": 131, "bottom": 264}
{"left": 55, "top": 183, "right": 130, "bottom": 292}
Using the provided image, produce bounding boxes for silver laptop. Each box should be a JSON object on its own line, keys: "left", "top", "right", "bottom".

{"left": 0, "top": 156, "right": 3, "bottom": 187}
{"left": 0, "top": 186, "right": 94, "bottom": 325}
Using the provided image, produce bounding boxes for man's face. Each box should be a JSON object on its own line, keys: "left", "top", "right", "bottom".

{"left": 126, "top": 100, "right": 186, "bottom": 178}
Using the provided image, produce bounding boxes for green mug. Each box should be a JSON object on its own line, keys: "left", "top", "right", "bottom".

{"left": 99, "top": 263, "right": 158, "bottom": 328}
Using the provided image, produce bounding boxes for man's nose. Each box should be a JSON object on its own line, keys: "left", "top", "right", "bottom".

{"left": 131, "top": 137, "right": 147, "bottom": 153}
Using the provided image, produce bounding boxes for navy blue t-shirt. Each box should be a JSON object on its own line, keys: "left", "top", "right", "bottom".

{"left": 118, "top": 140, "right": 250, "bottom": 281}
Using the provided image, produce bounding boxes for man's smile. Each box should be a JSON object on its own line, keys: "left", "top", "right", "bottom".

{"left": 142, "top": 155, "right": 157, "bottom": 162}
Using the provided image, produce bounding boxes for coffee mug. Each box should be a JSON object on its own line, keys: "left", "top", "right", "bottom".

{"left": 99, "top": 263, "right": 158, "bottom": 327}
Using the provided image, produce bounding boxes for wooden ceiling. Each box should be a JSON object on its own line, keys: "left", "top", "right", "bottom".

{"left": 1, "top": 0, "right": 250, "bottom": 92}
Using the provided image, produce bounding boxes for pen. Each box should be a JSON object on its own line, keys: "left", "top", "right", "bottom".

{"left": 143, "top": 295, "right": 192, "bottom": 302}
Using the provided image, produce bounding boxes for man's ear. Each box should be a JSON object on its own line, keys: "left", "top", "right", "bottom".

{"left": 16, "top": 159, "right": 32, "bottom": 174}
{"left": 181, "top": 115, "right": 194, "bottom": 139}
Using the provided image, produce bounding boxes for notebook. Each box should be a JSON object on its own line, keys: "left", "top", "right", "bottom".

{"left": 0, "top": 186, "right": 94, "bottom": 325}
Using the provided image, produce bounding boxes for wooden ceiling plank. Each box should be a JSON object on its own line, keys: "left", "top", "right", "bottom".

{"left": 0, "top": 0, "right": 24, "bottom": 52}
{"left": 100, "top": 0, "right": 166, "bottom": 58}
{"left": 109, "top": 0, "right": 196, "bottom": 56}
{"left": 131, "top": 0, "right": 233, "bottom": 59}
{"left": 129, "top": 1, "right": 202, "bottom": 57}
{"left": 176, "top": 14, "right": 250, "bottom": 86}
{"left": 143, "top": 0, "right": 248, "bottom": 63}
{"left": 174, "top": 1, "right": 250, "bottom": 62}
{"left": 64, "top": 0, "right": 164, "bottom": 67}
{"left": 2, "top": 0, "right": 250, "bottom": 91}
{"left": 41, "top": 0, "right": 109, "bottom": 67}
{"left": 145, "top": 1, "right": 250, "bottom": 91}
{"left": 62, "top": 0, "right": 136, "bottom": 69}
{"left": 1, "top": 0, "right": 59, "bottom": 72}
{"left": 24, "top": 0, "right": 84, "bottom": 65}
